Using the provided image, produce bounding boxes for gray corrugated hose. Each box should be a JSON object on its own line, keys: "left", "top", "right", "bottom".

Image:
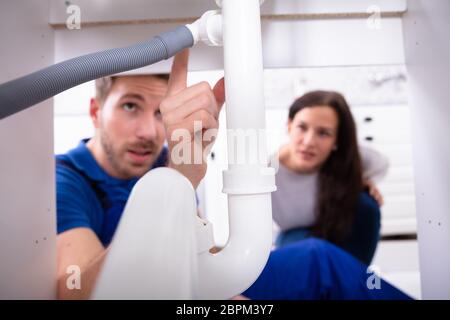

{"left": 0, "top": 26, "right": 193, "bottom": 120}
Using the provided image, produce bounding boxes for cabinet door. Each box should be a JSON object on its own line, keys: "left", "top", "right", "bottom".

{"left": 352, "top": 105, "right": 412, "bottom": 145}
{"left": 353, "top": 105, "right": 417, "bottom": 236}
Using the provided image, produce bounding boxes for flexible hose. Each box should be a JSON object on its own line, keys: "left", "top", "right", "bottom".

{"left": 0, "top": 26, "right": 193, "bottom": 120}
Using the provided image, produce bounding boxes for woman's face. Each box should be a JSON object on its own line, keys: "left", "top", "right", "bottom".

{"left": 287, "top": 105, "right": 338, "bottom": 173}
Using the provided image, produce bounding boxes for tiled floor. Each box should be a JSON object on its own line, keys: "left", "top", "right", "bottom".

{"left": 371, "top": 239, "right": 421, "bottom": 299}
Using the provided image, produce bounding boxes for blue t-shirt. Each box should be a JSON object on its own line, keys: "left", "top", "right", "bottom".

{"left": 55, "top": 139, "right": 167, "bottom": 246}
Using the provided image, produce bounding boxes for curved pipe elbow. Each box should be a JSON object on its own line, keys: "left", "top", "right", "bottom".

{"left": 197, "top": 193, "right": 273, "bottom": 299}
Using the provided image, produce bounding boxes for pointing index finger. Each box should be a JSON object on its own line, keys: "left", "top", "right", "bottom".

{"left": 167, "top": 49, "right": 189, "bottom": 96}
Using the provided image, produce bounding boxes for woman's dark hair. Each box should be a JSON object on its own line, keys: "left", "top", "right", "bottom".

{"left": 288, "top": 90, "right": 363, "bottom": 243}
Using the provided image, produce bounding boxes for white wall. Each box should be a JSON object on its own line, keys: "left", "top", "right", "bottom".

{"left": 402, "top": 0, "right": 450, "bottom": 299}
{"left": 0, "top": 1, "right": 56, "bottom": 299}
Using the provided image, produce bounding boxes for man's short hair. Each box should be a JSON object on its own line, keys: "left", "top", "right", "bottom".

{"left": 95, "top": 74, "right": 170, "bottom": 105}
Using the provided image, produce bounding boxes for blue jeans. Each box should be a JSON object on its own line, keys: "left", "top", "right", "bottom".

{"left": 276, "top": 192, "right": 381, "bottom": 265}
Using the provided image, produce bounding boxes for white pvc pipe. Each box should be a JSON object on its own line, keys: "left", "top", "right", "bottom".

{"left": 222, "top": 0, "right": 267, "bottom": 170}
{"left": 197, "top": 0, "right": 275, "bottom": 299}
{"left": 92, "top": 168, "right": 200, "bottom": 299}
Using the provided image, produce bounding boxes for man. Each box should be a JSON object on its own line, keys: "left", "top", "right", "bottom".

{"left": 56, "top": 50, "right": 410, "bottom": 300}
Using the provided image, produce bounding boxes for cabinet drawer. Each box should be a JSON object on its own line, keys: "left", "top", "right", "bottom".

{"left": 352, "top": 105, "right": 412, "bottom": 144}
{"left": 381, "top": 218, "right": 417, "bottom": 236}
{"left": 362, "top": 143, "right": 414, "bottom": 166}
{"left": 351, "top": 105, "right": 411, "bottom": 125}
{"left": 357, "top": 128, "right": 412, "bottom": 144}
{"left": 381, "top": 195, "right": 416, "bottom": 218}
{"left": 378, "top": 182, "right": 416, "bottom": 196}
{"left": 383, "top": 165, "right": 415, "bottom": 183}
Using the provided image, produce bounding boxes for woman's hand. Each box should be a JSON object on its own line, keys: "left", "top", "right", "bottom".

{"left": 363, "top": 179, "right": 384, "bottom": 207}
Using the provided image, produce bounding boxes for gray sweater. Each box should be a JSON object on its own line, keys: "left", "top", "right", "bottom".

{"left": 271, "top": 145, "right": 389, "bottom": 232}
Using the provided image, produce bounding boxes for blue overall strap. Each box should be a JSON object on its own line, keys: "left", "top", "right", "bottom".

{"left": 56, "top": 158, "right": 111, "bottom": 211}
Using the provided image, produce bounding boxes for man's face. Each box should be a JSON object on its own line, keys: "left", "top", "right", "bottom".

{"left": 93, "top": 76, "right": 168, "bottom": 179}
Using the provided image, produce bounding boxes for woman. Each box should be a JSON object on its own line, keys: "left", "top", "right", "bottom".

{"left": 272, "top": 90, "right": 388, "bottom": 265}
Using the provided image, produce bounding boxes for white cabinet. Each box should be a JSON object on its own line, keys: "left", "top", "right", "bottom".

{"left": 352, "top": 104, "right": 417, "bottom": 235}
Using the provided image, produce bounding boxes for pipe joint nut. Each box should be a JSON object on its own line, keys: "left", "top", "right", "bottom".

{"left": 222, "top": 167, "right": 276, "bottom": 195}
{"left": 215, "top": 0, "right": 265, "bottom": 8}
{"left": 186, "top": 10, "right": 223, "bottom": 46}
